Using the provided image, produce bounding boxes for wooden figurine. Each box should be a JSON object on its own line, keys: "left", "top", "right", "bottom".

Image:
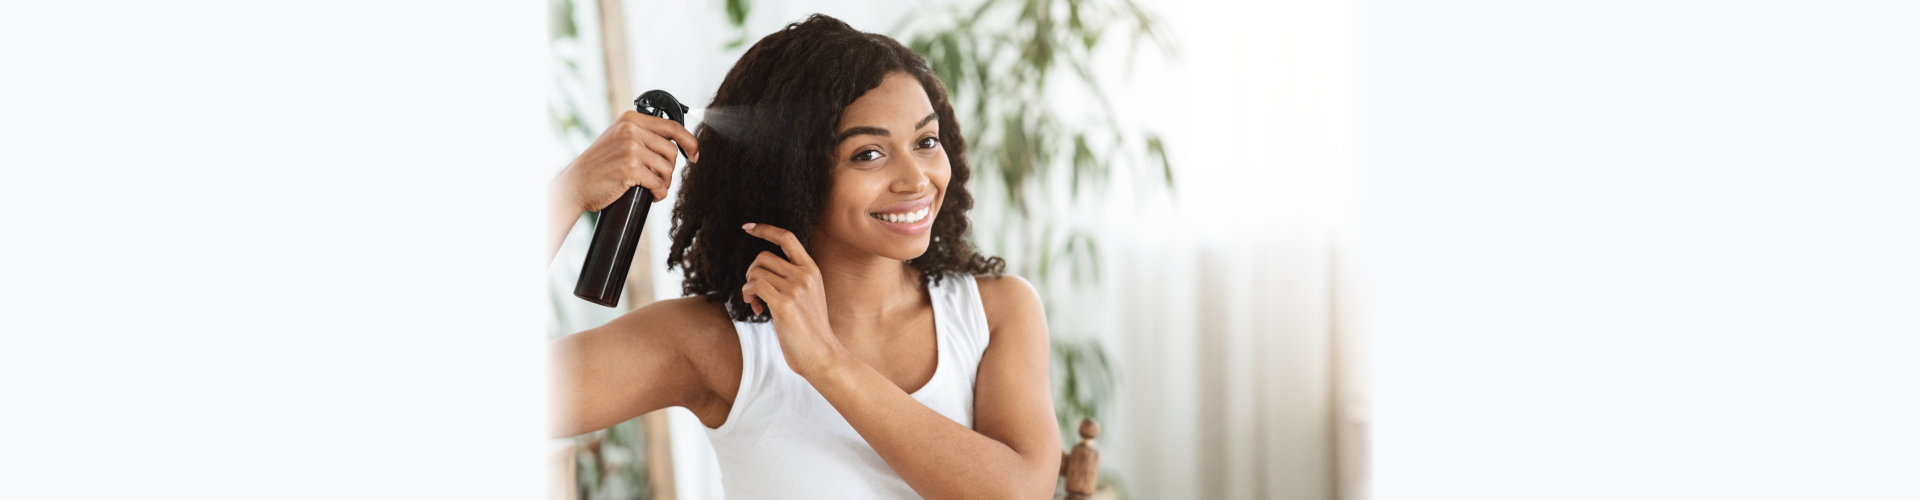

{"left": 1062, "top": 418, "right": 1101, "bottom": 500}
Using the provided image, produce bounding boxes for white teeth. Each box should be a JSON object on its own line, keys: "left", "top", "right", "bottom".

{"left": 872, "top": 207, "right": 929, "bottom": 224}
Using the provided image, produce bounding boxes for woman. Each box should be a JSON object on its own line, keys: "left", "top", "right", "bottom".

{"left": 546, "top": 14, "right": 1060, "bottom": 499}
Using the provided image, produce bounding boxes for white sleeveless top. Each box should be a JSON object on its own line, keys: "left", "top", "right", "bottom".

{"left": 701, "top": 273, "right": 991, "bottom": 499}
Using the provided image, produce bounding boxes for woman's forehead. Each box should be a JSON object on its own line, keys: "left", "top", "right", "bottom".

{"left": 838, "top": 73, "right": 935, "bottom": 130}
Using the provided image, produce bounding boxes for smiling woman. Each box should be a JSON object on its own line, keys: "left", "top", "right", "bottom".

{"left": 546, "top": 13, "right": 1062, "bottom": 500}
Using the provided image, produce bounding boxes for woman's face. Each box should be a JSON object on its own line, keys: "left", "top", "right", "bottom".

{"left": 816, "top": 72, "right": 951, "bottom": 261}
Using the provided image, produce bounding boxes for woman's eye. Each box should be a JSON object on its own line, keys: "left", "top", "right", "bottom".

{"left": 916, "top": 136, "right": 940, "bottom": 150}
{"left": 853, "top": 149, "right": 882, "bottom": 162}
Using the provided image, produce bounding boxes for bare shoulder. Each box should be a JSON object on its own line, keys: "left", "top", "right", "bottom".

{"left": 972, "top": 273, "right": 1046, "bottom": 337}
{"left": 596, "top": 295, "right": 735, "bottom": 351}
{"left": 629, "top": 295, "right": 735, "bottom": 339}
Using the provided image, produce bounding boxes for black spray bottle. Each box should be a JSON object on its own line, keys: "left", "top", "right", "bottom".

{"left": 574, "top": 90, "right": 689, "bottom": 307}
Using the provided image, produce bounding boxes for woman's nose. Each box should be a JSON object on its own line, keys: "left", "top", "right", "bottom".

{"left": 891, "top": 155, "right": 935, "bottom": 192}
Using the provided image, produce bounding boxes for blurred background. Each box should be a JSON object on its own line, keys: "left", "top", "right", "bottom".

{"left": 5, "top": 1, "right": 1915, "bottom": 499}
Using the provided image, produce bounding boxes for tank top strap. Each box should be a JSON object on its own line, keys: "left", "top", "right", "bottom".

{"left": 706, "top": 316, "right": 776, "bottom": 439}
{"left": 930, "top": 273, "right": 991, "bottom": 386}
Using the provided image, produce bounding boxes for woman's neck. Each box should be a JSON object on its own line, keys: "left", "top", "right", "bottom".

{"left": 809, "top": 238, "right": 924, "bottom": 342}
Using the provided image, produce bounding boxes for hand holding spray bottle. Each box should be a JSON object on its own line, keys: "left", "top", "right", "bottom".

{"left": 574, "top": 90, "right": 689, "bottom": 307}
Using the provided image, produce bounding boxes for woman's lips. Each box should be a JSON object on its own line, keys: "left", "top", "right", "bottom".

{"left": 869, "top": 195, "right": 934, "bottom": 214}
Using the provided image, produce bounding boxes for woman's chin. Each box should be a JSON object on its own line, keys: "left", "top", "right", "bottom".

{"left": 884, "top": 240, "right": 933, "bottom": 261}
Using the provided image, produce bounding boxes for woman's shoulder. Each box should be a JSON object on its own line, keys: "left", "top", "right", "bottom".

{"left": 618, "top": 295, "right": 737, "bottom": 345}
{"left": 642, "top": 295, "right": 741, "bottom": 362}
{"left": 970, "top": 273, "right": 1044, "bottom": 335}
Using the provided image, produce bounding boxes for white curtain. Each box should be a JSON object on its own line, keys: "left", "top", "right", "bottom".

{"left": 1088, "top": 0, "right": 1359, "bottom": 498}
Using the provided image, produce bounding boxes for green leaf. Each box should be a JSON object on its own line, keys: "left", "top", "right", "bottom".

{"left": 1146, "top": 133, "right": 1173, "bottom": 187}
{"left": 725, "top": 0, "right": 750, "bottom": 27}
{"left": 1001, "top": 114, "right": 1031, "bottom": 208}
{"left": 939, "top": 33, "right": 965, "bottom": 100}
{"left": 968, "top": 0, "right": 1001, "bottom": 24}
{"left": 909, "top": 35, "right": 933, "bottom": 58}
{"left": 1036, "top": 220, "right": 1056, "bottom": 285}
{"left": 1071, "top": 134, "right": 1093, "bottom": 196}
{"left": 550, "top": 0, "right": 577, "bottom": 41}
{"left": 1083, "top": 234, "right": 1101, "bottom": 286}
{"left": 1030, "top": 112, "right": 1053, "bottom": 179}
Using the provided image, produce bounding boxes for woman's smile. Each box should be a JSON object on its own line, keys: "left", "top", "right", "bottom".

{"left": 868, "top": 195, "right": 936, "bottom": 235}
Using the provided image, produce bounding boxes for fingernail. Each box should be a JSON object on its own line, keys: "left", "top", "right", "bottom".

{"left": 692, "top": 151, "right": 700, "bottom": 162}
{"left": 742, "top": 223, "right": 756, "bottom": 231}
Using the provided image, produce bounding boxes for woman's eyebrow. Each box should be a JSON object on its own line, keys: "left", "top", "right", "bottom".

{"left": 834, "top": 112, "right": 940, "bottom": 144}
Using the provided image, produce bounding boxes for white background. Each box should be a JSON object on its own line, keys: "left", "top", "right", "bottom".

{"left": 1354, "top": 1, "right": 1920, "bottom": 498}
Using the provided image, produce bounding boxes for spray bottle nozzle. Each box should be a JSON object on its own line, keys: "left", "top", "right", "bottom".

{"left": 635, "top": 90, "right": 689, "bottom": 125}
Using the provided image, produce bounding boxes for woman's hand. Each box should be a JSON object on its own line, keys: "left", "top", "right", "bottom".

{"left": 552, "top": 110, "right": 700, "bottom": 213}
{"left": 547, "top": 110, "right": 699, "bottom": 262}
{"left": 740, "top": 223, "right": 852, "bottom": 380}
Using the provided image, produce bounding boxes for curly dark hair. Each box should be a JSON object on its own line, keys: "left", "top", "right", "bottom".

{"left": 665, "top": 13, "right": 1006, "bottom": 323}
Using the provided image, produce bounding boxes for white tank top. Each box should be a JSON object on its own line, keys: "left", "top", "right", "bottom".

{"left": 701, "top": 272, "right": 991, "bottom": 499}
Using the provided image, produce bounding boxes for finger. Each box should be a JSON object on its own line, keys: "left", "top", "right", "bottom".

{"left": 745, "top": 277, "right": 785, "bottom": 313}
{"left": 621, "top": 141, "right": 671, "bottom": 201}
{"left": 635, "top": 134, "right": 679, "bottom": 200}
{"left": 640, "top": 115, "right": 701, "bottom": 163}
{"left": 741, "top": 282, "right": 764, "bottom": 316}
{"left": 637, "top": 130, "right": 681, "bottom": 167}
{"left": 748, "top": 251, "right": 800, "bottom": 280}
{"left": 639, "top": 151, "right": 673, "bottom": 201}
{"left": 744, "top": 267, "right": 792, "bottom": 301}
{"left": 741, "top": 223, "right": 816, "bottom": 269}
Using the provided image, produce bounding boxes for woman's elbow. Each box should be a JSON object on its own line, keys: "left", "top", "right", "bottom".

{"left": 993, "top": 456, "right": 1061, "bottom": 499}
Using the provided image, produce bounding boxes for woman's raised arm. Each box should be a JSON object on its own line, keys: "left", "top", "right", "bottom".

{"left": 548, "top": 299, "right": 714, "bottom": 438}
